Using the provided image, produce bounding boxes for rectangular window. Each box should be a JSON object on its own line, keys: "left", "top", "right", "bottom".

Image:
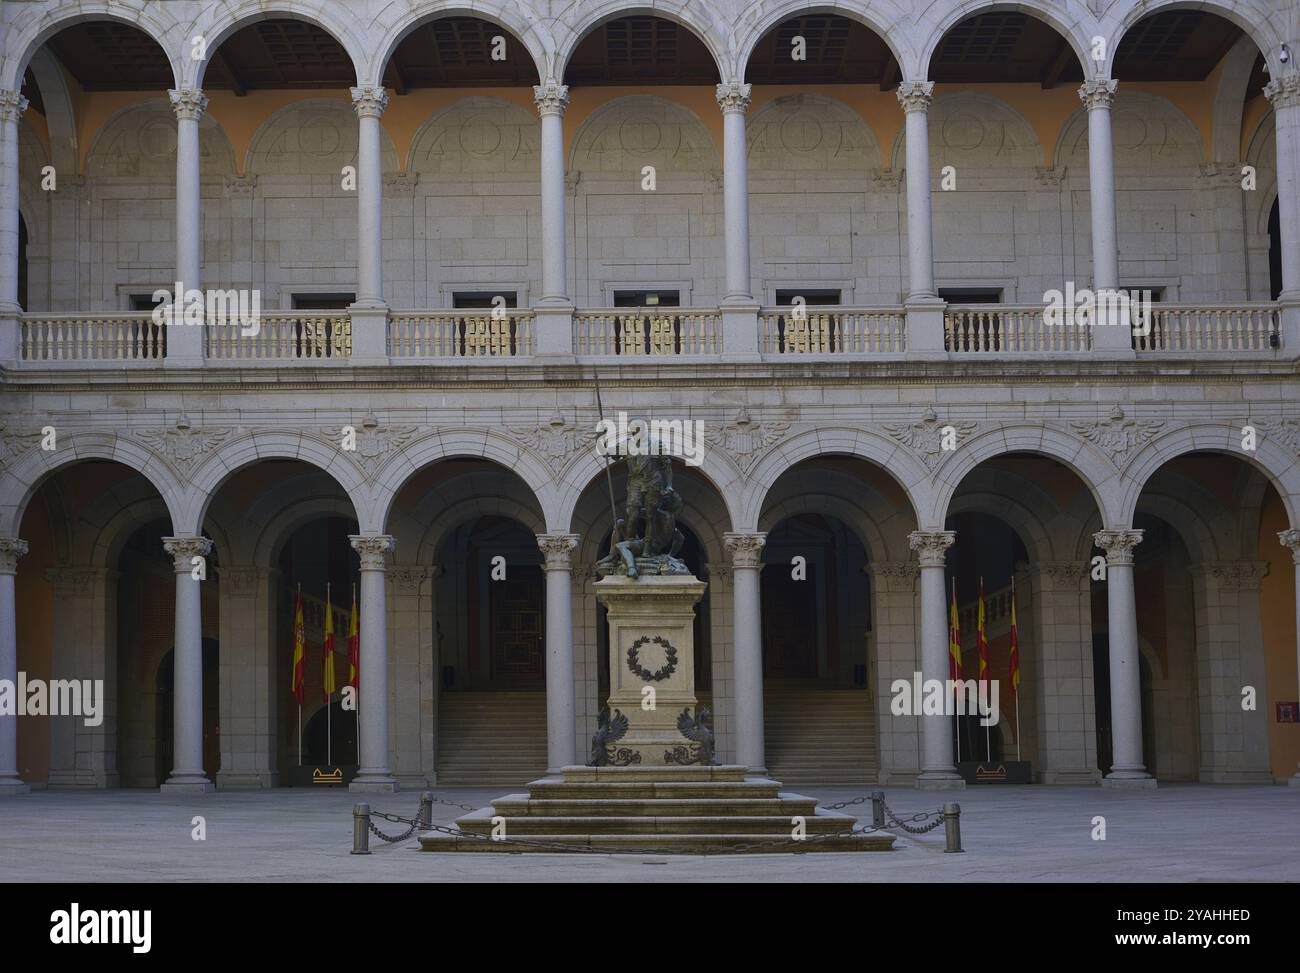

{"left": 613, "top": 289, "right": 680, "bottom": 308}
{"left": 452, "top": 291, "right": 518, "bottom": 310}
{"left": 291, "top": 293, "right": 354, "bottom": 310}
{"left": 128, "top": 293, "right": 168, "bottom": 312}
{"left": 938, "top": 287, "right": 1003, "bottom": 304}
{"left": 775, "top": 289, "right": 841, "bottom": 306}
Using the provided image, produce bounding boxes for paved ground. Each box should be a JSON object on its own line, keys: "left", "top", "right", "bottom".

{"left": 1, "top": 783, "right": 1296, "bottom": 882}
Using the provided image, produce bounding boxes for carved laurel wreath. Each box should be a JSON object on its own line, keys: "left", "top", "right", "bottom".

{"left": 627, "top": 636, "right": 678, "bottom": 682}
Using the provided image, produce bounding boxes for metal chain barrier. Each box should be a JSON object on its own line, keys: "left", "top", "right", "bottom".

{"left": 351, "top": 791, "right": 964, "bottom": 856}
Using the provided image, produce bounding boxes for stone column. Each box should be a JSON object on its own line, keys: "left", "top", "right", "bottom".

{"left": 716, "top": 83, "right": 760, "bottom": 358}
{"left": 0, "top": 91, "right": 26, "bottom": 364}
{"left": 1266, "top": 78, "right": 1300, "bottom": 298}
{"left": 1078, "top": 80, "right": 1132, "bottom": 351}
{"left": 349, "top": 535, "right": 397, "bottom": 792}
{"left": 1279, "top": 528, "right": 1300, "bottom": 785}
{"left": 897, "top": 82, "right": 936, "bottom": 301}
{"left": 0, "top": 539, "right": 29, "bottom": 794}
{"left": 534, "top": 82, "right": 570, "bottom": 305}
{"left": 909, "top": 530, "right": 963, "bottom": 789}
{"left": 724, "top": 532, "right": 767, "bottom": 774}
{"left": 538, "top": 534, "right": 579, "bottom": 771}
{"left": 532, "top": 81, "right": 575, "bottom": 357}
{"left": 349, "top": 86, "right": 389, "bottom": 363}
{"left": 1094, "top": 529, "right": 1155, "bottom": 787}
{"left": 161, "top": 536, "right": 214, "bottom": 793}
{"left": 896, "top": 82, "right": 945, "bottom": 354}
{"left": 1266, "top": 77, "right": 1300, "bottom": 349}
{"left": 167, "top": 89, "right": 207, "bottom": 366}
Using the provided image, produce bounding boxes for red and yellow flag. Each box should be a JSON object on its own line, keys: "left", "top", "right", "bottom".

{"left": 291, "top": 588, "right": 306, "bottom": 706}
{"left": 347, "top": 584, "right": 359, "bottom": 691}
{"left": 977, "top": 577, "right": 989, "bottom": 686}
{"left": 322, "top": 588, "right": 336, "bottom": 703}
{"left": 948, "top": 580, "right": 962, "bottom": 680}
{"left": 1008, "top": 578, "right": 1020, "bottom": 699}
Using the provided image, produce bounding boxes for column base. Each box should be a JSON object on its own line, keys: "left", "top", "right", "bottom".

{"left": 161, "top": 775, "right": 215, "bottom": 794}
{"left": 1101, "top": 772, "right": 1157, "bottom": 789}
{"left": 1288, "top": 772, "right": 1300, "bottom": 787}
{"left": 349, "top": 774, "right": 399, "bottom": 794}
{"left": 0, "top": 777, "right": 32, "bottom": 796}
{"left": 916, "top": 770, "right": 966, "bottom": 790}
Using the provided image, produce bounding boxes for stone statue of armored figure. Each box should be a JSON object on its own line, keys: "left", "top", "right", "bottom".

{"left": 596, "top": 438, "right": 688, "bottom": 579}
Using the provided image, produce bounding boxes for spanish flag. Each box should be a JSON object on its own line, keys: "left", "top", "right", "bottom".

{"left": 291, "top": 587, "right": 306, "bottom": 706}
{"left": 948, "top": 579, "right": 962, "bottom": 680}
{"left": 1008, "top": 578, "right": 1020, "bottom": 700}
{"left": 977, "top": 577, "right": 989, "bottom": 687}
{"left": 322, "top": 587, "right": 336, "bottom": 703}
{"left": 347, "top": 584, "right": 360, "bottom": 690}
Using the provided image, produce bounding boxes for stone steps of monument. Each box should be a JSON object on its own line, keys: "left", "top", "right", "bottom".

{"left": 418, "top": 831, "right": 895, "bottom": 854}
{"left": 764, "top": 687, "right": 878, "bottom": 786}
{"left": 449, "top": 806, "right": 862, "bottom": 836}
{"left": 526, "top": 780, "right": 788, "bottom": 801}
{"left": 489, "top": 795, "right": 821, "bottom": 817}
{"left": 436, "top": 691, "right": 548, "bottom": 786}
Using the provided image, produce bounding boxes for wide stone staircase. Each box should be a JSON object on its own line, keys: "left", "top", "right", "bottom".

{"left": 435, "top": 691, "right": 548, "bottom": 787}
{"left": 418, "top": 765, "right": 895, "bottom": 854}
{"left": 764, "top": 684, "right": 878, "bottom": 787}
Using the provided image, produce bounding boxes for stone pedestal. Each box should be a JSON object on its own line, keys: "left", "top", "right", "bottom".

{"left": 594, "top": 573, "right": 707, "bottom": 764}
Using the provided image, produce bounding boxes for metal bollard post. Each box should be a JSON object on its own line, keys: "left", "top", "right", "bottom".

{"left": 418, "top": 792, "right": 433, "bottom": 830}
{"left": 352, "top": 803, "right": 372, "bottom": 855}
{"left": 943, "top": 802, "right": 963, "bottom": 854}
{"left": 870, "top": 791, "right": 886, "bottom": 830}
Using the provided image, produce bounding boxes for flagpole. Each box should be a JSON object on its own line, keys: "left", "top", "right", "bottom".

{"left": 1013, "top": 575, "right": 1022, "bottom": 763}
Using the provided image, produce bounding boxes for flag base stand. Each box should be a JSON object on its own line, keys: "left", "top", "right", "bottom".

{"left": 957, "top": 760, "right": 1032, "bottom": 784}
{"left": 285, "top": 765, "right": 358, "bottom": 788}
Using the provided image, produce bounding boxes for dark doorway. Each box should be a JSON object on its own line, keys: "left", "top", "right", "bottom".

{"left": 489, "top": 564, "right": 545, "bottom": 682}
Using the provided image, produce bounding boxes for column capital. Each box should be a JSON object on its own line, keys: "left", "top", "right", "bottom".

{"left": 865, "top": 560, "right": 918, "bottom": 593}
{"left": 1188, "top": 560, "right": 1270, "bottom": 592}
{"left": 0, "top": 90, "right": 29, "bottom": 123}
{"left": 389, "top": 565, "right": 432, "bottom": 593}
{"left": 908, "top": 530, "right": 954, "bottom": 567}
{"left": 1038, "top": 560, "right": 1090, "bottom": 590}
{"left": 715, "top": 81, "right": 752, "bottom": 114}
{"left": 1078, "top": 78, "right": 1118, "bottom": 110}
{"left": 350, "top": 85, "right": 389, "bottom": 119}
{"left": 43, "top": 566, "right": 105, "bottom": 596}
{"left": 162, "top": 536, "right": 212, "bottom": 571}
{"left": 533, "top": 80, "right": 570, "bottom": 117}
{"left": 723, "top": 531, "right": 766, "bottom": 568}
{"left": 537, "top": 533, "right": 579, "bottom": 570}
{"left": 1265, "top": 75, "right": 1300, "bottom": 110}
{"left": 168, "top": 88, "right": 208, "bottom": 121}
{"left": 217, "top": 565, "right": 261, "bottom": 597}
{"left": 895, "top": 80, "right": 934, "bottom": 113}
{"left": 0, "top": 538, "right": 28, "bottom": 575}
{"left": 349, "top": 534, "right": 395, "bottom": 569}
{"left": 1279, "top": 528, "right": 1300, "bottom": 564}
{"left": 1094, "top": 528, "right": 1143, "bottom": 565}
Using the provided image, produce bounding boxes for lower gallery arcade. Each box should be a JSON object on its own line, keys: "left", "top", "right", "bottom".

{"left": 6, "top": 439, "right": 1299, "bottom": 791}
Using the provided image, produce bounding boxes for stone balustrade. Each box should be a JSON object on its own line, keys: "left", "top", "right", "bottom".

{"left": 7, "top": 302, "right": 1289, "bottom": 365}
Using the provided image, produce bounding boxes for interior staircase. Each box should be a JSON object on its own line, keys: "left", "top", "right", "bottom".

{"left": 436, "top": 691, "right": 548, "bottom": 787}
{"left": 764, "top": 684, "right": 878, "bottom": 786}
{"left": 418, "top": 765, "right": 896, "bottom": 854}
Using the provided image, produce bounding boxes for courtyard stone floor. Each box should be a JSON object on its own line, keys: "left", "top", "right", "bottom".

{"left": 1, "top": 783, "right": 1296, "bottom": 882}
